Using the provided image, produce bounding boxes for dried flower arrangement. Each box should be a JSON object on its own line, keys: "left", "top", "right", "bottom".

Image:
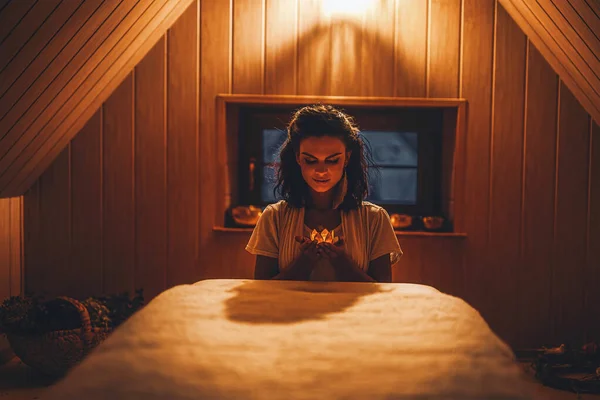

{"left": 0, "top": 290, "right": 144, "bottom": 335}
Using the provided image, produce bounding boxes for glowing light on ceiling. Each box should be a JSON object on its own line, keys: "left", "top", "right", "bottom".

{"left": 321, "top": 0, "right": 375, "bottom": 18}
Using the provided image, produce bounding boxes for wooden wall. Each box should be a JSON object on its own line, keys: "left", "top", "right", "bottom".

{"left": 0, "top": 197, "right": 22, "bottom": 300}
{"left": 21, "top": 0, "right": 599, "bottom": 350}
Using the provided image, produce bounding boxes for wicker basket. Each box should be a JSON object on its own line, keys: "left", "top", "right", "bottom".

{"left": 6, "top": 296, "right": 112, "bottom": 377}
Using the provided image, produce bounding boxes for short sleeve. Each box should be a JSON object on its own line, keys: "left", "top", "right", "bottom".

{"left": 369, "top": 208, "right": 403, "bottom": 266}
{"left": 245, "top": 205, "right": 279, "bottom": 258}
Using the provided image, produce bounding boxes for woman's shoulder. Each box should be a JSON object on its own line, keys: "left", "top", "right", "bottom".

{"left": 262, "top": 200, "right": 298, "bottom": 219}
{"left": 355, "top": 201, "right": 388, "bottom": 217}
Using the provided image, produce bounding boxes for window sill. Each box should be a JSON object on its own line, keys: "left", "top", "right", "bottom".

{"left": 213, "top": 226, "right": 467, "bottom": 238}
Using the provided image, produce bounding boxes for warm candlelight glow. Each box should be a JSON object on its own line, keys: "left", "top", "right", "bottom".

{"left": 310, "top": 228, "right": 339, "bottom": 244}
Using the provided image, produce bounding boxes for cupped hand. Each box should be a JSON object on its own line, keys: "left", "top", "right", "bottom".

{"left": 317, "top": 236, "right": 346, "bottom": 260}
{"left": 294, "top": 236, "right": 322, "bottom": 262}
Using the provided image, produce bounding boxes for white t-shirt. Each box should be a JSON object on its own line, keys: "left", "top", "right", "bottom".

{"left": 245, "top": 200, "right": 403, "bottom": 276}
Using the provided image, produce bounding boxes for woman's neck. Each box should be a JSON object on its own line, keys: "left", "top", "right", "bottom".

{"left": 307, "top": 188, "right": 334, "bottom": 211}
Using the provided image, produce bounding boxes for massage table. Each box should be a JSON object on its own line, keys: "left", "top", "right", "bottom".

{"left": 46, "top": 279, "right": 534, "bottom": 399}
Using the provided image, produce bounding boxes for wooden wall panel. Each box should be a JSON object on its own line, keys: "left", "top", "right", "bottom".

{"left": 9, "top": 197, "right": 22, "bottom": 296}
{"left": 0, "top": 198, "right": 11, "bottom": 300}
{"left": 298, "top": 0, "right": 330, "bottom": 95}
{"left": 394, "top": 0, "right": 427, "bottom": 97}
{"left": 20, "top": 0, "right": 600, "bottom": 350}
{"left": 200, "top": 0, "right": 231, "bottom": 278}
{"left": 428, "top": 0, "right": 461, "bottom": 98}
{"left": 233, "top": 0, "right": 264, "bottom": 94}
{"left": 102, "top": 74, "right": 135, "bottom": 296}
{"left": 330, "top": 19, "right": 361, "bottom": 96}
{"left": 70, "top": 110, "right": 103, "bottom": 298}
{"left": 36, "top": 148, "right": 70, "bottom": 297}
{"left": 588, "top": 121, "right": 600, "bottom": 341}
{"left": 265, "top": 0, "right": 297, "bottom": 95}
{"left": 166, "top": 1, "right": 199, "bottom": 287}
{"left": 552, "top": 85, "right": 590, "bottom": 345}
{"left": 461, "top": 0, "right": 494, "bottom": 309}
{"left": 519, "top": 44, "right": 558, "bottom": 348}
{"left": 360, "top": 0, "right": 395, "bottom": 97}
{"left": 487, "top": 5, "right": 526, "bottom": 344}
{"left": 0, "top": 196, "right": 22, "bottom": 300}
{"left": 134, "top": 38, "right": 168, "bottom": 301}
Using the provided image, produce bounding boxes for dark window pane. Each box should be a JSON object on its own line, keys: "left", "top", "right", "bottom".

{"left": 366, "top": 167, "right": 417, "bottom": 205}
{"left": 360, "top": 131, "right": 418, "bottom": 167}
{"left": 262, "top": 129, "right": 287, "bottom": 164}
{"left": 261, "top": 165, "right": 282, "bottom": 203}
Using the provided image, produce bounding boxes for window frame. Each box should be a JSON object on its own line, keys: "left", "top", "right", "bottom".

{"left": 215, "top": 95, "right": 467, "bottom": 232}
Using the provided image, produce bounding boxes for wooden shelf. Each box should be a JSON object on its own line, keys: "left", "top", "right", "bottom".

{"left": 213, "top": 226, "right": 467, "bottom": 238}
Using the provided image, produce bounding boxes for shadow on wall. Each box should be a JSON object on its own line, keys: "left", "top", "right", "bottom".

{"left": 224, "top": 280, "right": 385, "bottom": 324}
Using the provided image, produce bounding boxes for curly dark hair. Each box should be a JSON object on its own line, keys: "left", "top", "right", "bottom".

{"left": 273, "top": 104, "right": 376, "bottom": 211}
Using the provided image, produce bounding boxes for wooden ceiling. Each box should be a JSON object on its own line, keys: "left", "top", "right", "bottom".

{"left": 500, "top": 0, "right": 600, "bottom": 124}
{"left": 0, "top": 0, "right": 194, "bottom": 197}
{"left": 0, "top": 0, "right": 598, "bottom": 197}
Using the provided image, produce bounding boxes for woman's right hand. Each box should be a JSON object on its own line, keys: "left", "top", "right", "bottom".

{"left": 294, "top": 236, "right": 321, "bottom": 262}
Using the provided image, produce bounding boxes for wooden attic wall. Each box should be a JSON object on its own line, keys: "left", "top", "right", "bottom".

{"left": 499, "top": 0, "right": 600, "bottom": 126}
{"left": 0, "top": 0, "right": 194, "bottom": 198}
{"left": 22, "top": 0, "right": 600, "bottom": 351}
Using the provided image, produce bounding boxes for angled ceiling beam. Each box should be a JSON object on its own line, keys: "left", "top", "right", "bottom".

{"left": 499, "top": 0, "right": 600, "bottom": 125}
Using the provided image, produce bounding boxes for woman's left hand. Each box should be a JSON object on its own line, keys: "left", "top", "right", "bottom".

{"left": 317, "top": 237, "right": 347, "bottom": 260}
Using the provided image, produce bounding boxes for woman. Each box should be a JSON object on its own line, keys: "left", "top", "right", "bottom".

{"left": 245, "top": 104, "right": 402, "bottom": 282}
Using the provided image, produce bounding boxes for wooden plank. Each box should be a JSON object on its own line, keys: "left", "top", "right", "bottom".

{"left": 394, "top": 0, "right": 427, "bottom": 97}
{"left": 568, "top": 0, "right": 600, "bottom": 41}
{"left": 461, "top": 0, "right": 494, "bottom": 312}
{"left": 38, "top": 147, "right": 70, "bottom": 298}
{"left": 0, "top": 0, "right": 134, "bottom": 167}
{"left": 428, "top": 0, "right": 461, "bottom": 98}
{"left": 0, "top": 0, "right": 84, "bottom": 98}
{"left": 536, "top": 0, "right": 600, "bottom": 87}
{"left": 166, "top": 2, "right": 198, "bottom": 287}
{"left": 70, "top": 109, "right": 102, "bottom": 298}
{"left": 554, "top": 0, "right": 600, "bottom": 60}
{"left": 0, "top": 0, "right": 63, "bottom": 74}
{"left": 200, "top": 0, "right": 231, "bottom": 278}
{"left": 265, "top": 0, "right": 297, "bottom": 95}
{"left": 0, "top": 0, "right": 111, "bottom": 120}
{"left": 392, "top": 237, "right": 422, "bottom": 284}
{"left": 552, "top": 83, "right": 590, "bottom": 346}
{"left": 420, "top": 237, "right": 465, "bottom": 296}
{"left": 135, "top": 37, "right": 167, "bottom": 300}
{"left": 0, "top": 0, "right": 36, "bottom": 45}
{"left": 297, "top": 0, "right": 330, "bottom": 95}
{"left": 587, "top": 121, "right": 600, "bottom": 341}
{"left": 8, "top": 196, "right": 22, "bottom": 296}
{"left": 330, "top": 19, "right": 361, "bottom": 96}
{"left": 10, "top": 0, "right": 194, "bottom": 197}
{"left": 519, "top": 44, "right": 558, "bottom": 349}
{"left": 102, "top": 74, "right": 135, "bottom": 296}
{"left": 232, "top": 0, "right": 263, "bottom": 94}
{"left": 360, "top": 0, "right": 394, "bottom": 97}
{"left": 0, "top": 198, "right": 10, "bottom": 300}
{"left": 22, "top": 180, "right": 39, "bottom": 296}
{"left": 487, "top": 5, "right": 526, "bottom": 346}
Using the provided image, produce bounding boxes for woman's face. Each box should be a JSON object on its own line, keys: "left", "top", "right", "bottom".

{"left": 296, "top": 136, "right": 351, "bottom": 193}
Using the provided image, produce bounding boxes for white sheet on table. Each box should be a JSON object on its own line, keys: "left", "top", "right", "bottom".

{"left": 46, "top": 279, "right": 534, "bottom": 400}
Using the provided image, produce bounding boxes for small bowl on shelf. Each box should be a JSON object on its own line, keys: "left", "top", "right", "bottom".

{"left": 422, "top": 216, "right": 445, "bottom": 231}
